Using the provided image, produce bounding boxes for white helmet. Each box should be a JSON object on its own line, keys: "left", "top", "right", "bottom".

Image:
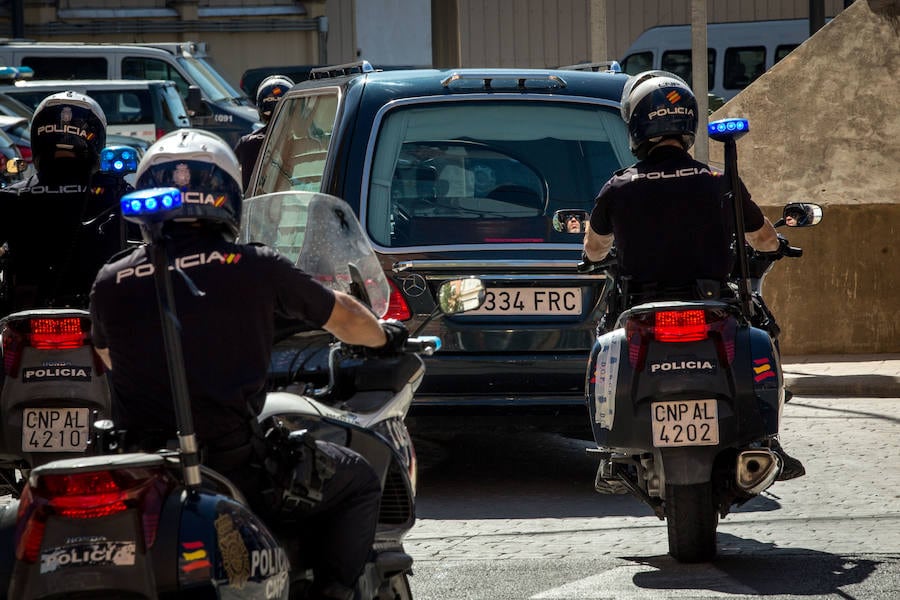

{"left": 135, "top": 129, "right": 243, "bottom": 239}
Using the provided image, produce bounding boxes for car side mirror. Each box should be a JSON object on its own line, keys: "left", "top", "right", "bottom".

{"left": 5, "top": 158, "right": 26, "bottom": 175}
{"left": 186, "top": 85, "right": 204, "bottom": 116}
{"left": 552, "top": 209, "right": 589, "bottom": 234}
{"left": 780, "top": 202, "right": 823, "bottom": 228}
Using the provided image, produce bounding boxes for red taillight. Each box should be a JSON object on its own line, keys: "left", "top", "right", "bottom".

{"left": 14, "top": 466, "right": 176, "bottom": 563}
{"left": 2, "top": 317, "right": 91, "bottom": 377}
{"left": 156, "top": 127, "right": 166, "bottom": 140}
{"left": 15, "top": 144, "right": 32, "bottom": 163}
{"left": 385, "top": 279, "right": 412, "bottom": 321}
{"left": 654, "top": 310, "right": 708, "bottom": 343}
{"left": 30, "top": 317, "right": 86, "bottom": 350}
{"left": 625, "top": 309, "right": 736, "bottom": 370}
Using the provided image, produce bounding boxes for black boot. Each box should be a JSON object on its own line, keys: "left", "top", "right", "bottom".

{"left": 771, "top": 438, "right": 806, "bottom": 481}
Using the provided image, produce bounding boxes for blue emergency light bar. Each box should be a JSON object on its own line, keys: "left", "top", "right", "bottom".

{"left": 121, "top": 187, "right": 182, "bottom": 223}
{"left": 708, "top": 118, "right": 749, "bottom": 142}
{"left": 100, "top": 146, "right": 139, "bottom": 175}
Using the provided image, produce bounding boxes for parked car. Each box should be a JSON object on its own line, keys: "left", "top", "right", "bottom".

{"left": 0, "top": 79, "right": 191, "bottom": 143}
{"left": 0, "top": 115, "right": 30, "bottom": 165}
{"left": 0, "top": 127, "right": 25, "bottom": 187}
{"left": 239, "top": 63, "right": 414, "bottom": 98}
{"left": 247, "top": 61, "right": 633, "bottom": 435}
{"left": 0, "top": 40, "right": 260, "bottom": 146}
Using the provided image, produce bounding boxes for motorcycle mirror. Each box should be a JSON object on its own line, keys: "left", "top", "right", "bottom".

{"left": 552, "top": 209, "right": 589, "bottom": 234}
{"left": 99, "top": 145, "right": 140, "bottom": 176}
{"left": 781, "top": 202, "right": 823, "bottom": 228}
{"left": 707, "top": 117, "right": 749, "bottom": 143}
{"left": 437, "top": 278, "right": 485, "bottom": 315}
{"left": 5, "top": 157, "right": 26, "bottom": 175}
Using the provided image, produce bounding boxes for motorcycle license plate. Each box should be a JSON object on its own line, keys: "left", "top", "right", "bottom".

{"left": 651, "top": 399, "right": 719, "bottom": 447}
{"left": 21, "top": 408, "right": 90, "bottom": 452}
{"left": 467, "top": 287, "right": 582, "bottom": 315}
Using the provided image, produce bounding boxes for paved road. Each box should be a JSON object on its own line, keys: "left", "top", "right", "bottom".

{"left": 404, "top": 395, "right": 900, "bottom": 599}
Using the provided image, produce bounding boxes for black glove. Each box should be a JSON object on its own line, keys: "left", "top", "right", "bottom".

{"left": 376, "top": 319, "right": 409, "bottom": 354}
{"left": 759, "top": 235, "right": 790, "bottom": 260}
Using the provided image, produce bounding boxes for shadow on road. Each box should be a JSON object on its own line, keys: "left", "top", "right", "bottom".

{"left": 413, "top": 430, "right": 655, "bottom": 519}
{"left": 627, "top": 534, "right": 883, "bottom": 596}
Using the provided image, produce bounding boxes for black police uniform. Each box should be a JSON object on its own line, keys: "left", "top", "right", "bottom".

{"left": 589, "top": 145, "right": 765, "bottom": 290}
{"left": 0, "top": 170, "right": 127, "bottom": 311}
{"left": 89, "top": 227, "right": 381, "bottom": 591}
{"left": 233, "top": 124, "right": 268, "bottom": 191}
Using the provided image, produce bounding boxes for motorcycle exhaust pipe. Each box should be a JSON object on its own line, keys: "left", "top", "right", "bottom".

{"left": 735, "top": 449, "right": 781, "bottom": 495}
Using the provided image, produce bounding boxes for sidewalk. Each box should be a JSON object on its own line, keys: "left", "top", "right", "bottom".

{"left": 782, "top": 354, "right": 900, "bottom": 397}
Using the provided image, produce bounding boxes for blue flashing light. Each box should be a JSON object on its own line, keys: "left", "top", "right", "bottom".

{"left": 99, "top": 145, "right": 139, "bottom": 175}
{"left": 15, "top": 66, "right": 34, "bottom": 80}
{"left": 0, "top": 67, "right": 16, "bottom": 81}
{"left": 708, "top": 118, "right": 749, "bottom": 142}
{"left": 121, "top": 187, "right": 182, "bottom": 224}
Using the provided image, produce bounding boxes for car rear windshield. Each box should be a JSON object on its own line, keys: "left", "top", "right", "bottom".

{"left": 365, "top": 100, "right": 631, "bottom": 247}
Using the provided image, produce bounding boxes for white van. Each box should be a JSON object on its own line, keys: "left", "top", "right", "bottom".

{"left": 620, "top": 19, "right": 820, "bottom": 100}
{"left": 0, "top": 41, "right": 261, "bottom": 145}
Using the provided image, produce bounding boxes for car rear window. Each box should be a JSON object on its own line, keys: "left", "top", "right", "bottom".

{"left": 364, "top": 100, "right": 631, "bottom": 247}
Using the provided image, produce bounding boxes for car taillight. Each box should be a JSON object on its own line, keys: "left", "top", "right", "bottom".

{"left": 2, "top": 317, "right": 92, "bottom": 377}
{"left": 384, "top": 279, "right": 412, "bottom": 321}
{"left": 15, "top": 466, "right": 176, "bottom": 564}
{"left": 156, "top": 127, "right": 166, "bottom": 140}
{"left": 15, "top": 144, "right": 32, "bottom": 162}
{"left": 626, "top": 309, "right": 736, "bottom": 370}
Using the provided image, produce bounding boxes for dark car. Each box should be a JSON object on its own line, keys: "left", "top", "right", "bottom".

{"left": 0, "top": 115, "right": 30, "bottom": 165}
{"left": 247, "top": 61, "right": 633, "bottom": 435}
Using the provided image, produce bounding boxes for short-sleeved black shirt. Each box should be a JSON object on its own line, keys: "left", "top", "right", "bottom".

{"left": 89, "top": 229, "right": 336, "bottom": 447}
{"left": 233, "top": 124, "right": 268, "bottom": 192}
{"left": 589, "top": 146, "right": 764, "bottom": 284}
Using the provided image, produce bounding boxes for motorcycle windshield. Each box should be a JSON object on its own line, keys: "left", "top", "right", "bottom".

{"left": 240, "top": 191, "right": 390, "bottom": 318}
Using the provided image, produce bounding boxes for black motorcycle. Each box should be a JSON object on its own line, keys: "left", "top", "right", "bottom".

{"left": 1, "top": 188, "right": 484, "bottom": 598}
{"left": 570, "top": 117, "right": 823, "bottom": 562}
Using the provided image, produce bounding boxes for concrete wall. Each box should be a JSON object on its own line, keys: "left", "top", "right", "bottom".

{"left": 708, "top": 0, "right": 900, "bottom": 354}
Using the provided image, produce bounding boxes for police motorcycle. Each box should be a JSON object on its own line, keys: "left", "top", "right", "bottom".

{"left": 561, "top": 118, "right": 823, "bottom": 563}
{"left": 0, "top": 146, "right": 137, "bottom": 497}
{"left": 1, "top": 188, "right": 484, "bottom": 598}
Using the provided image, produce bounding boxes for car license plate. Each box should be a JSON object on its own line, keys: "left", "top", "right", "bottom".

{"left": 468, "top": 287, "right": 582, "bottom": 315}
{"left": 651, "top": 399, "right": 719, "bottom": 447}
{"left": 22, "top": 408, "right": 90, "bottom": 452}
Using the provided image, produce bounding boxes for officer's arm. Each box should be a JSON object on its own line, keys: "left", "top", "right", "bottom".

{"left": 322, "top": 291, "right": 389, "bottom": 348}
{"left": 583, "top": 227, "right": 614, "bottom": 262}
{"left": 745, "top": 217, "right": 779, "bottom": 252}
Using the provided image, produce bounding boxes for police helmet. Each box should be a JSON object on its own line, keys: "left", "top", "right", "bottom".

{"left": 620, "top": 70, "right": 698, "bottom": 160}
{"left": 135, "top": 129, "right": 243, "bottom": 240}
{"left": 256, "top": 75, "right": 294, "bottom": 122}
{"left": 30, "top": 91, "right": 107, "bottom": 173}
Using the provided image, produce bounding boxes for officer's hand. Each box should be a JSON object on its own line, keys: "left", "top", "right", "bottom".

{"left": 758, "top": 235, "right": 791, "bottom": 260}
{"left": 375, "top": 319, "right": 409, "bottom": 354}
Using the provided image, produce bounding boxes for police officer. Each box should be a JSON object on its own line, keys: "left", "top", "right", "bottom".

{"left": 0, "top": 91, "right": 127, "bottom": 312}
{"left": 583, "top": 71, "right": 804, "bottom": 486}
{"left": 89, "top": 129, "right": 406, "bottom": 600}
{"left": 233, "top": 75, "right": 293, "bottom": 191}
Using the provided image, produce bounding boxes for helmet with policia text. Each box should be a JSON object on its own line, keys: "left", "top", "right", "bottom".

{"left": 256, "top": 75, "right": 294, "bottom": 123}
{"left": 620, "top": 70, "right": 698, "bottom": 160}
{"left": 31, "top": 91, "right": 107, "bottom": 173}
{"left": 135, "top": 129, "right": 243, "bottom": 240}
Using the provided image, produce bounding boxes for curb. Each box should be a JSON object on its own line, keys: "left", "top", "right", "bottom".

{"left": 783, "top": 373, "right": 900, "bottom": 397}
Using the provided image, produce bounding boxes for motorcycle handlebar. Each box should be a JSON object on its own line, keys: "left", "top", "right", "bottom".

{"left": 784, "top": 245, "right": 803, "bottom": 258}
{"left": 404, "top": 335, "right": 441, "bottom": 356}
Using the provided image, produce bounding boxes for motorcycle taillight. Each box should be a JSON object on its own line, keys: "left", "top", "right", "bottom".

{"left": 626, "top": 308, "right": 737, "bottom": 370}
{"left": 1, "top": 316, "right": 93, "bottom": 377}
{"left": 385, "top": 279, "right": 412, "bottom": 321}
{"left": 15, "top": 465, "right": 176, "bottom": 564}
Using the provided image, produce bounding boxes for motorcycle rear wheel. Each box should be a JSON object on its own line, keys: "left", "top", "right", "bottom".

{"left": 665, "top": 482, "right": 718, "bottom": 562}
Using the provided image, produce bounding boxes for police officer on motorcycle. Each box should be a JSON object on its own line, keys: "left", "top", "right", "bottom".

{"left": 583, "top": 71, "right": 805, "bottom": 484}
{"left": 0, "top": 91, "right": 128, "bottom": 313}
{"left": 89, "top": 129, "right": 407, "bottom": 600}
{"left": 233, "top": 74, "right": 293, "bottom": 191}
